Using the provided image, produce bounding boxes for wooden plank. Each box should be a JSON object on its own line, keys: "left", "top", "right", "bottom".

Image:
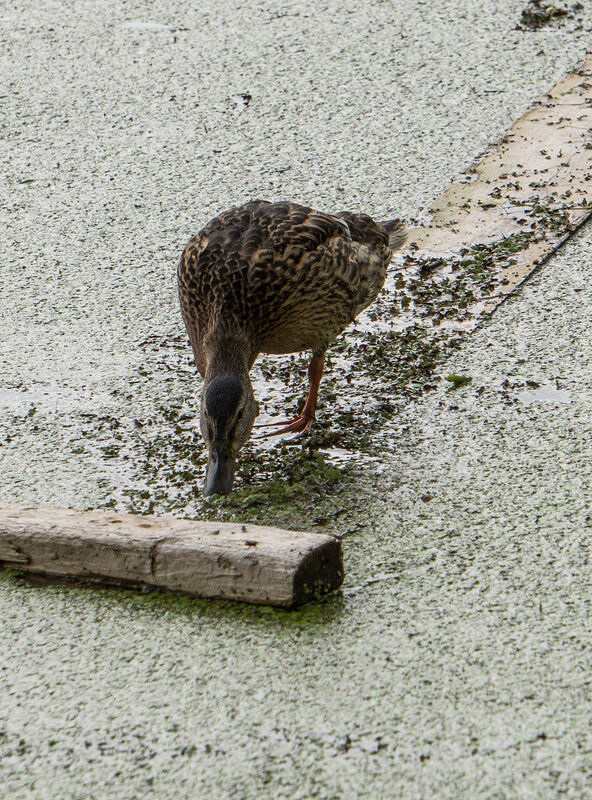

{"left": 0, "top": 504, "right": 343, "bottom": 607}
{"left": 384, "top": 52, "right": 592, "bottom": 331}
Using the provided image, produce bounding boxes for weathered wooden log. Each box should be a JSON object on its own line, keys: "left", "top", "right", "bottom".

{"left": 0, "top": 504, "right": 343, "bottom": 607}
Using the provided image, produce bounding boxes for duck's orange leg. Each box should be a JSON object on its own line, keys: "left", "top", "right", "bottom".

{"left": 261, "top": 354, "right": 325, "bottom": 437}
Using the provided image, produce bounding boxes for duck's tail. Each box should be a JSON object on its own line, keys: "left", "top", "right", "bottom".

{"left": 381, "top": 218, "right": 407, "bottom": 251}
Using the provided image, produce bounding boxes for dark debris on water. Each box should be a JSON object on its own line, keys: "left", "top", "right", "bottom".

{"left": 516, "top": 0, "right": 583, "bottom": 30}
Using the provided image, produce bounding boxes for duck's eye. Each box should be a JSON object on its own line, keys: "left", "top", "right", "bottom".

{"left": 236, "top": 408, "right": 244, "bottom": 422}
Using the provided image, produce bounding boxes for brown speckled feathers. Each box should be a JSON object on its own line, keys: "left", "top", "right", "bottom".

{"left": 178, "top": 200, "right": 405, "bottom": 374}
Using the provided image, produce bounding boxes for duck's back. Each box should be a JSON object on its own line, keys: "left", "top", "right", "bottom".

{"left": 178, "top": 200, "right": 402, "bottom": 359}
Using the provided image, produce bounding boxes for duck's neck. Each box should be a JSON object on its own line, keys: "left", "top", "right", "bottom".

{"left": 204, "top": 333, "right": 254, "bottom": 385}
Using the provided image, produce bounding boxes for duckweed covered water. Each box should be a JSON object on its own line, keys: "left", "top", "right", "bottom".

{"left": 3, "top": 2, "right": 592, "bottom": 799}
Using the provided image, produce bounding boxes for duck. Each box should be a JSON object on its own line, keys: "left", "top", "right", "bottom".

{"left": 177, "top": 199, "right": 406, "bottom": 496}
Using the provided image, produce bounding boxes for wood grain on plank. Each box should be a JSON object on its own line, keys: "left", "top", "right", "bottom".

{"left": 0, "top": 504, "right": 343, "bottom": 607}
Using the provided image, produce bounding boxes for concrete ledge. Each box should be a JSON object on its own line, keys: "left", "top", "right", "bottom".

{"left": 0, "top": 504, "right": 343, "bottom": 607}
{"left": 396, "top": 52, "right": 592, "bottom": 326}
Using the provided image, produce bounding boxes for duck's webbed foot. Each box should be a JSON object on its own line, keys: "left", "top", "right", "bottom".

{"left": 260, "top": 412, "right": 316, "bottom": 438}
{"left": 255, "top": 352, "right": 325, "bottom": 440}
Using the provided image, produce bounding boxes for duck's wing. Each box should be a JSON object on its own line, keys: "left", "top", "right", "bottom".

{"left": 246, "top": 205, "right": 401, "bottom": 353}
{"left": 335, "top": 211, "right": 406, "bottom": 313}
{"left": 184, "top": 200, "right": 348, "bottom": 258}
{"left": 178, "top": 200, "right": 405, "bottom": 358}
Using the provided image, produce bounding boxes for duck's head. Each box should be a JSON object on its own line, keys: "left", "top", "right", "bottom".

{"left": 201, "top": 373, "right": 259, "bottom": 497}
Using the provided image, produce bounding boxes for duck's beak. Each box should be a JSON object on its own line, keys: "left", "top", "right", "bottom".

{"left": 204, "top": 446, "right": 236, "bottom": 497}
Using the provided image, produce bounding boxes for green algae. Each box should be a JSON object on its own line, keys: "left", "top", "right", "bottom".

{"left": 1, "top": 567, "right": 345, "bottom": 621}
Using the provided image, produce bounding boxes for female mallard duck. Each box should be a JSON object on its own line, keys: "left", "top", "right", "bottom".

{"left": 178, "top": 199, "right": 406, "bottom": 496}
